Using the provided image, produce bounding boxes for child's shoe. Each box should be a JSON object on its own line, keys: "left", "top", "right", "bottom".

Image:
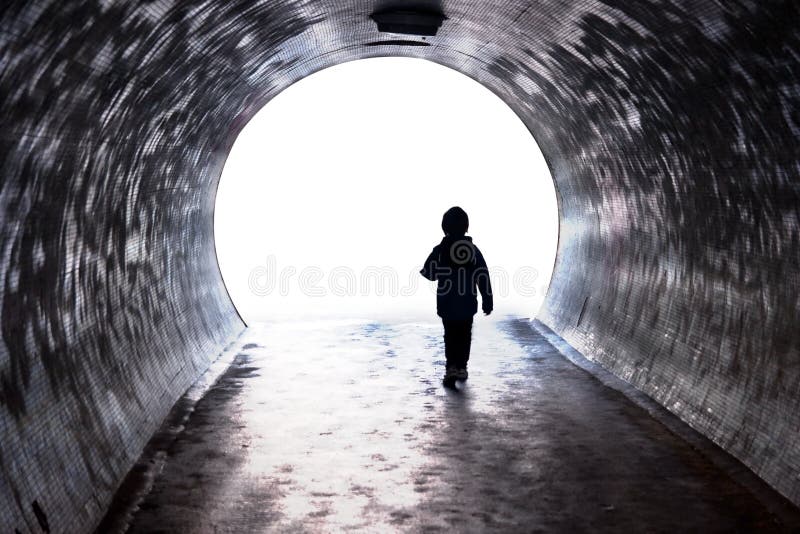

{"left": 442, "top": 367, "right": 458, "bottom": 388}
{"left": 455, "top": 368, "right": 469, "bottom": 381}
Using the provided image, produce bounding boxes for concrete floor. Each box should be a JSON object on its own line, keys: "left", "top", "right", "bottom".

{"left": 103, "top": 317, "right": 800, "bottom": 533}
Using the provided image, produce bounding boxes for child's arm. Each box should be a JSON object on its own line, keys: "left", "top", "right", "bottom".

{"left": 419, "top": 246, "right": 439, "bottom": 281}
{"left": 475, "top": 249, "right": 493, "bottom": 315}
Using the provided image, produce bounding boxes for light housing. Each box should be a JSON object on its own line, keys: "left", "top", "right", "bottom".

{"left": 370, "top": 9, "right": 447, "bottom": 36}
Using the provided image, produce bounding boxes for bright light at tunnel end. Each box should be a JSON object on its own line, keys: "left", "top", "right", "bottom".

{"left": 214, "top": 58, "right": 559, "bottom": 323}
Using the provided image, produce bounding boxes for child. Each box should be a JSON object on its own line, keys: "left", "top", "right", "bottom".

{"left": 420, "top": 207, "right": 493, "bottom": 387}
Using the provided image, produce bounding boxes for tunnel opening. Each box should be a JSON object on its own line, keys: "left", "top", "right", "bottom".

{"left": 214, "top": 57, "right": 559, "bottom": 325}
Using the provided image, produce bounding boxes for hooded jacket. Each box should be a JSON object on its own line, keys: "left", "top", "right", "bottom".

{"left": 420, "top": 235, "right": 493, "bottom": 320}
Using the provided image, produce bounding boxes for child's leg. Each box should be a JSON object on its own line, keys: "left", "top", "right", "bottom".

{"left": 442, "top": 319, "right": 456, "bottom": 369}
{"left": 460, "top": 318, "right": 473, "bottom": 368}
{"left": 457, "top": 318, "right": 473, "bottom": 369}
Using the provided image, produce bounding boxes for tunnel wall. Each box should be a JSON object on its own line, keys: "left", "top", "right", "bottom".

{"left": 536, "top": 2, "right": 800, "bottom": 505}
{"left": 0, "top": 2, "right": 269, "bottom": 531}
{"left": 1, "top": 1, "right": 798, "bottom": 532}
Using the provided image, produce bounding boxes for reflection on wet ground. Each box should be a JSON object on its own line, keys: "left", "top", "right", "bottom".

{"left": 120, "top": 317, "right": 796, "bottom": 532}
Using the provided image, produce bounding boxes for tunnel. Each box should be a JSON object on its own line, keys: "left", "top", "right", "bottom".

{"left": 1, "top": 1, "right": 799, "bottom": 532}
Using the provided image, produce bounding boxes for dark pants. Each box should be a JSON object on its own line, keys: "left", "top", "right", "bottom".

{"left": 442, "top": 318, "right": 473, "bottom": 370}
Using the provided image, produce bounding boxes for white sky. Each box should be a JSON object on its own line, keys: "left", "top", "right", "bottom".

{"left": 214, "top": 57, "right": 558, "bottom": 324}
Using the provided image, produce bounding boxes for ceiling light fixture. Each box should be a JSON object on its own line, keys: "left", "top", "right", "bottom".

{"left": 370, "top": 9, "right": 447, "bottom": 37}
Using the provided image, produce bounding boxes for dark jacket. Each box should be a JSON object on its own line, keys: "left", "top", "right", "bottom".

{"left": 420, "top": 235, "right": 493, "bottom": 320}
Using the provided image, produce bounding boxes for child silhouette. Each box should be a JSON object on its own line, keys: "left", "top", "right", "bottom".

{"left": 421, "top": 207, "right": 493, "bottom": 387}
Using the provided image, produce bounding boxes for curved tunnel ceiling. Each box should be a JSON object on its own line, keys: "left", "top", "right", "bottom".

{"left": 1, "top": 1, "right": 799, "bottom": 531}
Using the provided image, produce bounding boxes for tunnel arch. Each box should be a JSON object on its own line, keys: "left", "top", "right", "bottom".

{"left": 213, "top": 56, "right": 560, "bottom": 323}
{"left": 1, "top": 1, "right": 799, "bottom": 531}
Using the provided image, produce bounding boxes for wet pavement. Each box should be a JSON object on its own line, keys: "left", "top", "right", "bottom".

{"left": 110, "top": 317, "right": 799, "bottom": 533}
